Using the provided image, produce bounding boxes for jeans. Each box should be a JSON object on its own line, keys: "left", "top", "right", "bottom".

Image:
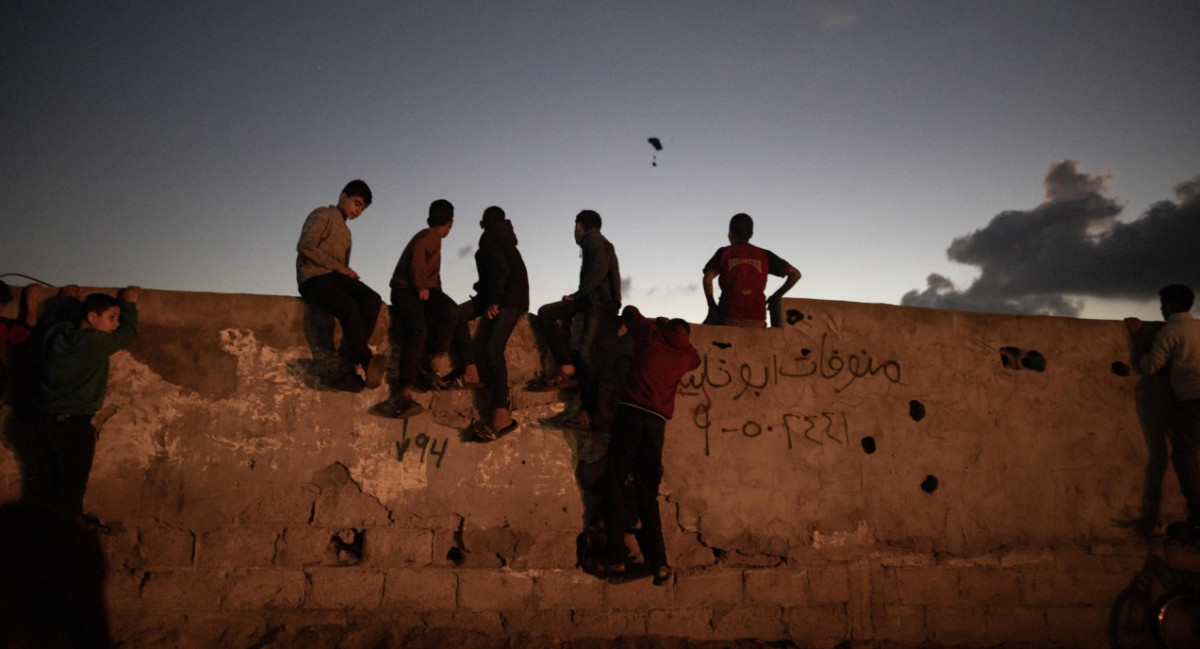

{"left": 1170, "top": 398, "right": 1200, "bottom": 520}
{"left": 458, "top": 300, "right": 523, "bottom": 411}
{"left": 299, "top": 273, "right": 382, "bottom": 369}
{"left": 25, "top": 414, "right": 98, "bottom": 517}
{"left": 391, "top": 287, "right": 463, "bottom": 389}
{"left": 536, "top": 298, "right": 613, "bottom": 414}
{"left": 603, "top": 404, "right": 667, "bottom": 568}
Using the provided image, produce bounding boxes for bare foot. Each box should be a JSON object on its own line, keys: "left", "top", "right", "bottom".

{"left": 492, "top": 407, "right": 513, "bottom": 431}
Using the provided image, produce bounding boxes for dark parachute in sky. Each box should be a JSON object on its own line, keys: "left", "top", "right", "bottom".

{"left": 647, "top": 137, "right": 662, "bottom": 167}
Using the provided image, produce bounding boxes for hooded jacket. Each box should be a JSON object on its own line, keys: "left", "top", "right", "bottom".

{"left": 571, "top": 229, "right": 621, "bottom": 311}
{"left": 473, "top": 220, "right": 530, "bottom": 310}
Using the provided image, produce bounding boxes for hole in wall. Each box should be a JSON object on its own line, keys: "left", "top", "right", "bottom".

{"left": 786, "top": 309, "right": 803, "bottom": 325}
{"left": 712, "top": 341, "right": 732, "bottom": 350}
{"left": 909, "top": 400, "right": 926, "bottom": 422}
{"left": 920, "top": 475, "right": 939, "bottom": 494}
{"left": 861, "top": 437, "right": 876, "bottom": 454}
{"left": 1000, "top": 347, "right": 1021, "bottom": 369}
{"left": 1111, "top": 362, "right": 1131, "bottom": 377}
{"left": 446, "top": 546, "right": 465, "bottom": 566}
{"left": 1020, "top": 350, "right": 1047, "bottom": 372}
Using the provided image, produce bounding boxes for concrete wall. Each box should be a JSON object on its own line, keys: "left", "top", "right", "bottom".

{"left": 0, "top": 290, "right": 1160, "bottom": 647}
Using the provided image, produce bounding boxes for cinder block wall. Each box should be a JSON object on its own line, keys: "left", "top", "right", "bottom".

{"left": 0, "top": 290, "right": 1158, "bottom": 647}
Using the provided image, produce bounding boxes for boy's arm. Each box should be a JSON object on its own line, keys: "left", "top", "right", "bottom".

{"left": 702, "top": 249, "right": 722, "bottom": 310}
{"left": 477, "top": 243, "right": 509, "bottom": 307}
{"left": 571, "top": 235, "right": 610, "bottom": 300}
{"left": 1139, "top": 327, "right": 1174, "bottom": 376}
{"left": 765, "top": 251, "right": 801, "bottom": 305}
{"left": 410, "top": 233, "right": 439, "bottom": 297}
{"left": 296, "top": 209, "right": 354, "bottom": 277}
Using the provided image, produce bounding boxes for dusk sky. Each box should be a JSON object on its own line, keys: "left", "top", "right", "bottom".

{"left": 2, "top": 1, "right": 1197, "bottom": 324}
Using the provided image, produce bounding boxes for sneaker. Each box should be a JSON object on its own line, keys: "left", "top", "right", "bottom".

{"left": 364, "top": 354, "right": 387, "bottom": 389}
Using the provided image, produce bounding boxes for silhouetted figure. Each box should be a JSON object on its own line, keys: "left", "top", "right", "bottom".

{"left": 388, "top": 199, "right": 480, "bottom": 419}
{"left": 0, "top": 281, "right": 39, "bottom": 397}
{"left": 295, "top": 179, "right": 386, "bottom": 392}
{"left": 601, "top": 306, "right": 700, "bottom": 585}
{"left": 1127, "top": 284, "right": 1200, "bottom": 542}
{"left": 702, "top": 212, "right": 801, "bottom": 328}
{"left": 459, "top": 206, "right": 530, "bottom": 440}
{"left": 529, "top": 210, "right": 621, "bottom": 432}
{"left": 29, "top": 287, "right": 139, "bottom": 525}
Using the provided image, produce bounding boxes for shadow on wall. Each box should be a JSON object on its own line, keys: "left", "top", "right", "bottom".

{"left": 0, "top": 503, "right": 110, "bottom": 648}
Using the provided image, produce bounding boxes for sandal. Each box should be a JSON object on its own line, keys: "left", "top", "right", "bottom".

{"left": 525, "top": 372, "right": 578, "bottom": 392}
{"left": 474, "top": 419, "right": 518, "bottom": 442}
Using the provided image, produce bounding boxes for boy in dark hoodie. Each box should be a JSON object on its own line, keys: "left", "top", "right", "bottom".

{"left": 458, "top": 206, "right": 530, "bottom": 440}
{"left": 602, "top": 305, "right": 700, "bottom": 585}
{"left": 32, "top": 286, "right": 139, "bottom": 525}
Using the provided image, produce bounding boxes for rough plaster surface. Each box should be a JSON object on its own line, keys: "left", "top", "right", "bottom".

{"left": 0, "top": 290, "right": 1162, "bottom": 647}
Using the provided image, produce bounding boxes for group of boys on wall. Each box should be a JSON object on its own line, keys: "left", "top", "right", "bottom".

{"left": 7, "top": 177, "right": 1197, "bottom": 590}
{"left": 292, "top": 179, "right": 801, "bottom": 582}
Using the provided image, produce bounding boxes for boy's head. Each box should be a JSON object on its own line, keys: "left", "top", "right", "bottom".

{"left": 79, "top": 293, "right": 122, "bottom": 333}
{"left": 574, "top": 210, "right": 601, "bottom": 242}
{"left": 341, "top": 179, "right": 373, "bottom": 205}
{"left": 481, "top": 205, "right": 506, "bottom": 229}
{"left": 654, "top": 316, "right": 691, "bottom": 336}
{"left": 0, "top": 281, "right": 11, "bottom": 306}
{"left": 728, "top": 213, "right": 754, "bottom": 244}
{"left": 337, "top": 179, "right": 372, "bottom": 220}
{"left": 1159, "top": 284, "right": 1195, "bottom": 317}
{"left": 428, "top": 199, "right": 454, "bottom": 236}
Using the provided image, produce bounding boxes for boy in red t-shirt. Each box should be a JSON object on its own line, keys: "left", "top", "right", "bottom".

{"left": 702, "top": 213, "right": 801, "bottom": 327}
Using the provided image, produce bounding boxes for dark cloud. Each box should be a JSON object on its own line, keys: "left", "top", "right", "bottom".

{"left": 902, "top": 161, "right": 1200, "bottom": 316}
{"left": 457, "top": 245, "right": 473, "bottom": 259}
{"left": 621, "top": 276, "right": 633, "bottom": 295}
{"left": 645, "top": 283, "right": 700, "bottom": 297}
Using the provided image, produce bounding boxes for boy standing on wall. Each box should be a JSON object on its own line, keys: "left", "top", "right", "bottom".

{"left": 389, "top": 199, "right": 481, "bottom": 419}
{"left": 602, "top": 305, "right": 700, "bottom": 585}
{"left": 1127, "top": 284, "right": 1200, "bottom": 542}
{"left": 461, "top": 206, "right": 530, "bottom": 440}
{"left": 296, "top": 179, "right": 386, "bottom": 392}
{"left": 32, "top": 287, "right": 140, "bottom": 526}
{"left": 702, "top": 213, "right": 801, "bottom": 328}
{"left": 529, "top": 210, "right": 621, "bottom": 432}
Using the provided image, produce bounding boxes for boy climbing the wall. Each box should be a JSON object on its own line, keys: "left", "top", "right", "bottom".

{"left": 296, "top": 179, "right": 386, "bottom": 392}
{"left": 32, "top": 286, "right": 140, "bottom": 526}
{"left": 602, "top": 305, "right": 700, "bottom": 585}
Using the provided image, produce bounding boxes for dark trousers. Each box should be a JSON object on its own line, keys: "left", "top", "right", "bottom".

{"left": 458, "top": 300, "right": 522, "bottom": 411}
{"left": 536, "top": 299, "right": 612, "bottom": 414}
{"left": 391, "top": 287, "right": 467, "bottom": 388}
{"left": 1171, "top": 398, "right": 1200, "bottom": 520}
{"left": 603, "top": 404, "right": 667, "bottom": 568}
{"left": 299, "top": 273, "right": 382, "bottom": 369}
{"left": 24, "top": 414, "right": 98, "bottom": 517}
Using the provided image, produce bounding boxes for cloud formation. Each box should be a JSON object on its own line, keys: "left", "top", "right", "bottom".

{"left": 902, "top": 161, "right": 1200, "bottom": 316}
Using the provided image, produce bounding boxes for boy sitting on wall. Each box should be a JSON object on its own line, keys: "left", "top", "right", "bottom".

{"left": 31, "top": 286, "right": 140, "bottom": 527}
{"left": 702, "top": 212, "right": 801, "bottom": 328}
{"left": 296, "top": 180, "right": 387, "bottom": 392}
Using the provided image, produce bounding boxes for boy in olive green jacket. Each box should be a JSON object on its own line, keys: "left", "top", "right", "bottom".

{"left": 31, "top": 286, "right": 139, "bottom": 525}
